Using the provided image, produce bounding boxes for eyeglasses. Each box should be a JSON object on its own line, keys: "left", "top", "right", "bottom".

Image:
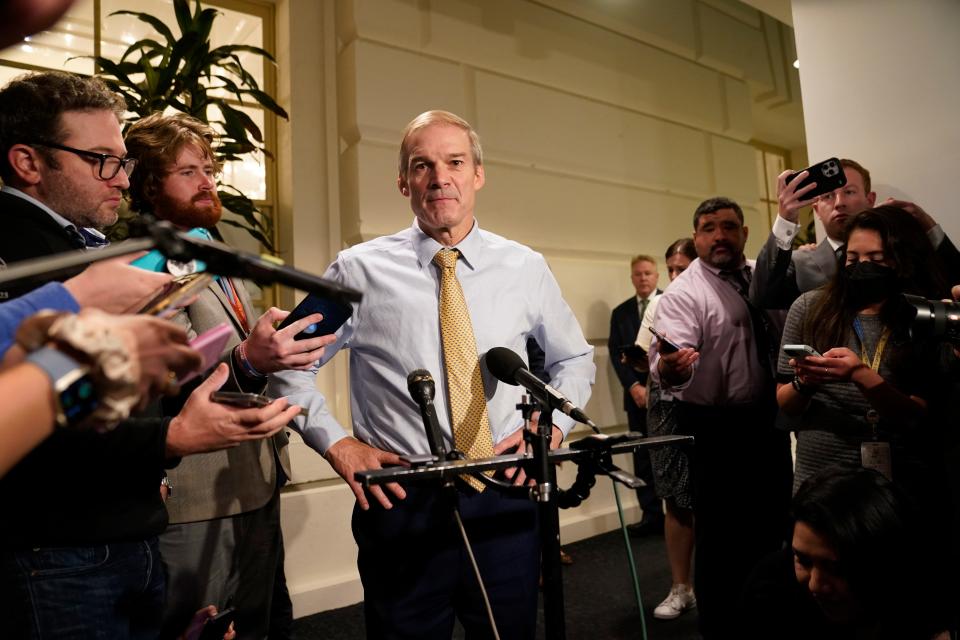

{"left": 29, "top": 141, "right": 137, "bottom": 180}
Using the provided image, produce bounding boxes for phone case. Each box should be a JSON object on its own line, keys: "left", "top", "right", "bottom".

{"left": 180, "top": 322, "right": 234, "bottom": 384}
{"left": 785, "top": 157, "right": 848, "bottom": 201}
{"left": 277, "top": 294, "right": 353, "bottom": 340}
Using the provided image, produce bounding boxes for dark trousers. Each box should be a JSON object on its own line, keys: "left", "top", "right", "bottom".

{"left": 353, "top": 485, "right": 540, "bottom": 640}
{"left": 1, "top": 538, "right": 165, "bottom": 639}
{"left": 627, "top": 397, "right": 662, "bottom": 524}
{"left": 159, "top": 483, "right": 284, "bottom": 640}
{"left": 677, "top": 401, "right": 793, "bottom": 640}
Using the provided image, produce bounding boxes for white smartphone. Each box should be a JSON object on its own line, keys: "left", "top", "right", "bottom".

{"left": 782, "top": 344, "right": 821, "bottom": 359}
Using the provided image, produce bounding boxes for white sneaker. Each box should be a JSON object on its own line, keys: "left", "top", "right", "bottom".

{"left": 653, "top": 584, "right": 696, "bottom": 620}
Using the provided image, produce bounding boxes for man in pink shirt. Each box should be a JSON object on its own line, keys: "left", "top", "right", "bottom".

{"left": 651, "top": 197, "right": 793, "bottom": 639}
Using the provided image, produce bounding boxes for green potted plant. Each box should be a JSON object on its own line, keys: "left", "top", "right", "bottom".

{"left": 88, "top": 0, "right": 286, "bottom": 251}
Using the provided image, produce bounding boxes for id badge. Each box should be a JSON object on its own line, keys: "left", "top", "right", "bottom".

{"left": 861, "top": 441, "right": 892, "bottom": 480}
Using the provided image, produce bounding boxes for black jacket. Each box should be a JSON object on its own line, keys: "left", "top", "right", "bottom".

{"left": 0, "top": 190, "right": 171, "bottom": 547}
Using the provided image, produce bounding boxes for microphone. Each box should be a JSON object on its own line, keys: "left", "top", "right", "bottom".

{"left": 0, "top": 221, "right": 362, "bottom": 304}
{"left": 485, "top": 347, "right": 598, "bottom": 431}
{"left": 406, "top": 369, "right": 448, "bottom": 459}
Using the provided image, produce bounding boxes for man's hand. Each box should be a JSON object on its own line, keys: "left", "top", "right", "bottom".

{"left": 657, "top": 347, "right": 699, "bottom": 387}
{"left": 882, "top": 197, "right": 936, "bottom": 231}
{"left": 64, "top": 253, "right": 173, "bottom": 314}
{"left": 629, "top": 382, "right": 647, "bottom": 409}
{"left": 165, "top": 363, "right": 301, "bottom": 457}
{"left": 242, "top": 308, "right": 338, "bottom": 374}
{"left": 776, "top": 169, "right": 818, "bottom": 223}
{"left": 493, "top": 424, "right": 563, "bottom": 486}
{"left": 324, "top": 437, "right": 407, "bottom": 510}
{"left": 796, "top": 242, "right": 817, "bottom": 253}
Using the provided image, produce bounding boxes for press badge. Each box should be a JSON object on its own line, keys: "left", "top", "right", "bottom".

{"left": 861, "top": 441, "right": 892, "bottom": 480}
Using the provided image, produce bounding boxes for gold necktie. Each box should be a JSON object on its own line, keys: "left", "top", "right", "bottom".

{"left": 434, "top": 249, "right": 494, "bottom": 491}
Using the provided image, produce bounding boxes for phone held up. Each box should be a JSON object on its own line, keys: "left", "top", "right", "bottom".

{"left": 179, "top": 322, "right": 234, "bottom": 385}
{"left": 648, "top": 327, "right": 682, "bottom": 355}
{"left": 210, "top": 391, "right": 309, "bottom": 417}
{"left": 785, "top": 157, "right": 848, "bottom": 201}
{"left": 276, "top": 294, "right": 353, "bottom": 341}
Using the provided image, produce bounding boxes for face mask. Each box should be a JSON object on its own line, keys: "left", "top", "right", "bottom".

{"left": 845, "top": 261, "right": 898, "bottom": 307}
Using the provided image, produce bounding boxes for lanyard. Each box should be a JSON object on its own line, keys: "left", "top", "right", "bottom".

{"left": 218, "top": 277, "right": 250, "bottom": 334}
{"left": 853, "top": 317, "right": 891, "bottom": 372}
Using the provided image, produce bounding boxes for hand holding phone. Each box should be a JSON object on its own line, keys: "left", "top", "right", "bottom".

{"left": 648, "top": 327, "right": 682, "bottom": 355}
{"left": 139, "top": 273, "right": 213, "bottom": 318}
{"left": 276, "top": 294, "right": 353, "bottom": 340}
{"left": 179, "top": 322, "right": 233, "bottom": 385}
{"left": 785, "top": 157, "right": 848, "bottom": 203}
{"left": 198, "top": 607, "right": 235, "bottom": 640}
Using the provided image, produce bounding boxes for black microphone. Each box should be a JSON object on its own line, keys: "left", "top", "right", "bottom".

{"left": 406, "top": 369, "right": 448, "bottom": 458}
{"left": 485, "top": 347, "right": 599, "bottom": 431}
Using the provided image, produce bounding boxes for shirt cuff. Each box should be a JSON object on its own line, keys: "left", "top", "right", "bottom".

{"left": 772, "top": 215, "right": 800, "bottom": 251}
{"left": 927, "top": 224, "right": 945, "bottom": 249}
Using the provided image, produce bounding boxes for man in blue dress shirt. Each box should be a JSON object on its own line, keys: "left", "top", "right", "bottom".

{"left": 271, "top": 110, "right": 595, "bottom": 639}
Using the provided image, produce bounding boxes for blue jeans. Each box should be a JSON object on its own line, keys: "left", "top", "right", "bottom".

{"left": 0, "top": 538, "right": 165, "bottom": 639}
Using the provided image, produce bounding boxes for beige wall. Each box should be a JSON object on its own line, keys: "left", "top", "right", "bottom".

{"left": 274, "top": 0, "right": 805, "bottom": 617}
{"left": 792, "top": 0, "right": 960, "bottom": 242}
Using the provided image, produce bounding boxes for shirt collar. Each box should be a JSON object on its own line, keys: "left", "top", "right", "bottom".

{"left": 698, "top": 255, "right": 747, "bottom": 277}
{"left": 2, "top": 185, "right": 106, "bottom": 242}
{"left": 412, "top": 218, "right": 483, "bottom": 272}
{"left": 826, "top": 235, "right": 843, "bottom": 251}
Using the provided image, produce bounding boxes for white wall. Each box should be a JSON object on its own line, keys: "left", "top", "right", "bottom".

{"left": 275, "top": 0, "right": 806, "bottom": 617}
{"left": 792, "top": 0, "right": 960, "bottom": 240}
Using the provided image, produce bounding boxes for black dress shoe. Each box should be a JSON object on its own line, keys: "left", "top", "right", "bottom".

{"left": 627, "top": 519, "right": 665, "bottom": 537}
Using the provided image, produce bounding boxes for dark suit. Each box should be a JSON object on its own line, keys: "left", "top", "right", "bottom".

{"left": 158, "top": 273, "right": 292, "bottom": 639}
{"left": 0, "top": 189, "right": 169, "bottom": 637}
{"left": 751, "top": 228, "right": 960, "bottom": 311}
{"left": 608, "top": 293, "right": 662, "bottom": 526}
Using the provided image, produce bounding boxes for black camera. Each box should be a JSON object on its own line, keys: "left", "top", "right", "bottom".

{"left": 904, "top": 294, "right": 960, "bottom": 345}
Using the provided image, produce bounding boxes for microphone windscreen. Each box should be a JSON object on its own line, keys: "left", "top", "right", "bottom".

{"left": 407, "top": 369, "right": 435, "bottom": 399}
{"left": 485, "top": 347, "right": 526, "bottom": 385}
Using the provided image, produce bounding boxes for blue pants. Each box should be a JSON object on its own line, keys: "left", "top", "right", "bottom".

{"left": 0, "top": 538, "right": 165, "bottom": 639}
{"left": 353, "top": 485, "right": 540, "bottom": 640}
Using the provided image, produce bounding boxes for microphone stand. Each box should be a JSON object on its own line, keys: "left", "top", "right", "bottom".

{"left": 518, "top": 394, "right": 565, "bottom": 640}
{"left": 368, "top": 429, "right": 694, "bottom": 640}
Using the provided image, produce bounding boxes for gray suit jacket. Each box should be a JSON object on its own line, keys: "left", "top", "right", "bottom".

{"left": 165, "top": 278, "right": 291, "bottom": 524}
{"left": 750, "top": 232, "right": 838, "bottom": 311}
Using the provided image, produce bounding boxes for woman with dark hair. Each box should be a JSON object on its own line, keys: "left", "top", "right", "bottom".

{"left": 636, "top": 237, "right": 700, "bottom": 620}
{"left": 741, "top": 467, "right": 952, "bottom": 639}
{"left": 776, "top": 206, "right": 952, "bottom": 494}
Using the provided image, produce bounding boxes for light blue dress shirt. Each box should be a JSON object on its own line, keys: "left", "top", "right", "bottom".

{"left": 268, "top": 220, "right": 595, "bottom": 456}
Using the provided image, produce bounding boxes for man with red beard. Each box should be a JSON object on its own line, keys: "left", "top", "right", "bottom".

{"left": 125, "top": 113, "right": 333, "bottom": 639}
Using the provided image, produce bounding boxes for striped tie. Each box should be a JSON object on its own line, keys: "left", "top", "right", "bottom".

{"left": 434, "top": 249, "right": 495, "bottom": 491}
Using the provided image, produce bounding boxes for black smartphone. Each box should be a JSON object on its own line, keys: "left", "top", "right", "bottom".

{"left": 198, "top": 607, "right": 235, "bottom": 640}
{"left": 619, "top": 344, "right": 647, "bottom": 361}
{"left": 276, "top": 294, "right": 353, "bottom": 340}
{"left": 648, "top": 327, "right": 682, "bottom": 355}
{"left": 210, "top": 391, "right": 273, "bottom": 408}
{"left": 785, "top": 157, "right": 848, "bottom": 201}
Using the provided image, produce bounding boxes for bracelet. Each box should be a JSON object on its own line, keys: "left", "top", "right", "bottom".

{"left": 235, "top": 340, "right": 267, "bottom": 379}
{"left": 791, "top": 376, "right": 817, "bottom": 396}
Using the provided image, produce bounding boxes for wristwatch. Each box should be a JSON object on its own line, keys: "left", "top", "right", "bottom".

{"left": 26, "top": 346, "right": 98, "bottom": 428}
{"left": 791, "top": 375, "right": 817, "bottom": 397}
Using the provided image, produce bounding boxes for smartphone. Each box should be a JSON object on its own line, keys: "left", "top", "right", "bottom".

{"left": 210, "top": 391, "right": 273, "bottom": 408}
{"left": 785, "top": 157, "right": 848, "bottom": 201}
{"left": 782, "top": 344, "right": 822, "bottom": 359}
{"left": 179, "top": 322, "right": 233, "bottom": 384}
{"left": 198, "top": 607, "right": 235, "bottom": 640}
{"left": 648, "top": 327, "right": 682, "bottom": 355}
{"left": 210, "top": 391, "right": 308, "bottom": 417}
{"left": 276, "top": 294, "right": 353, "bottom": 340}
{"left": 139, "top": 273, "right": 213, "bottom": 318}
